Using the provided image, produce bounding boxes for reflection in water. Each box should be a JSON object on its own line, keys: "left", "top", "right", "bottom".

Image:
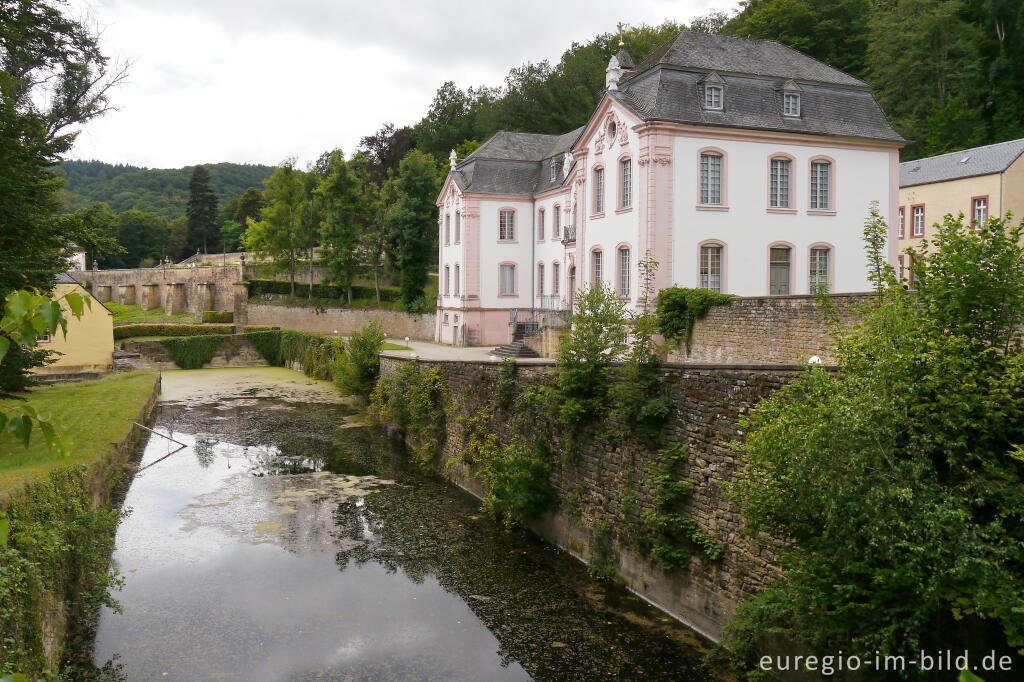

{"left": 91, "top": 379, "right": 726, "bottom": 681}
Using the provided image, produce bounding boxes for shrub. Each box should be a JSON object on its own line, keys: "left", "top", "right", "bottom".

{"left": 113, "top": 323, "right": 233, "bottom": 340}
{"left": 369, "top": 361, "right": 448, "bottom": 467}
{"left": 335, "top": 319, "right": 385, "bottom": 398}
{"left": 242, "top": 329, "right": 345, "bottom": 380}
{"left": 655, "top": 287, "right": 733, "bottom": 351}
{"left": 482, "top": 440, "right": 554, "bottom": 528}
{"left": 160, "top": 335, "right": 229, "bottom": 369}
{"left": 202, "top": 310, "right": 234, "bottom": 323}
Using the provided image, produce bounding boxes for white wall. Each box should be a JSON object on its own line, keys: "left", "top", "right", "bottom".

{"left": 478, "top": 198, "right": 536, "bottom": 309}
{"left": 533, "top": 190, "right": 571, "bottom": 302}
{"left": 438, "top": 194, "right": 465, "bottom": 308}
{"left": 671, "top": 136, "right": 891, "bottom": 295}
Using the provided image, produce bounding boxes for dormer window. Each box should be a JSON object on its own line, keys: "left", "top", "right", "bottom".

{"left": 705, "top": 85, "right": 723, "bottom": 110}
{"left": 550, "top": 162, "right": 558, "bottom": 183}
{"left": 784, "top": 93, "right": 800, "bottom": 117}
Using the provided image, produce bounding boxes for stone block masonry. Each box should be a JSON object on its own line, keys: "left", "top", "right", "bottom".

{"left": 247, "top": 304, "right": 435, "bottom": 341}
{"left": 378, "top": 354, "right": 805, "bottom": 640}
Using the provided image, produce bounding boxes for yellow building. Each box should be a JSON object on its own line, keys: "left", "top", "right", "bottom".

{"left": 898, "top": 138, "right": 1024, "bottom": 283}
{"left": 33, "top": 273, "right": 114, "bottom": 378}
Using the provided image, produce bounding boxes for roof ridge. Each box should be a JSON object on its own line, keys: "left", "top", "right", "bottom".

{"left": 900, "top": 137, "right": 1024, "bottom": 166}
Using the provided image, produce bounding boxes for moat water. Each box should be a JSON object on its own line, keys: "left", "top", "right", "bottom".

{"left": 91, "top": 368, "right": 727, "bottom": 680}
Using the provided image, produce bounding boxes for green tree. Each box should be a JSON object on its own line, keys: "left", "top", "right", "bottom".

{"left": 727, "top": 211, "right": 1024, "bottom": 665}
{"left": 233, "top": 186, "right": 266, "bottom": 228}
{"left": 319, "top": 150, "right": 365, "bottom": 304}
{"left": 186, "top": 164, "right": 219, "bottom": 254}
{"left": 243, "top": 161, "right": 302, "bottom": 295}
{"left": 165, "top": 216, "right": 188, "bottom": 261}
{"left": 384, "top": 150, "right": 441, "bottom": 310}
{"left": 110, "top": 210, "right": 167, "bottom": 268}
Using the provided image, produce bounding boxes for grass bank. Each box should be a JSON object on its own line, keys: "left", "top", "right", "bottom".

{"left": 106, "top": 303, "right": 195, "bottom": 324}
{"left": 0, "top": 371, "right": 157, "bottom": 496}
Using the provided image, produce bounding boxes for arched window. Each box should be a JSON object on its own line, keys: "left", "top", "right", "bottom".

{"left": 592, "top": 249, "right": 604, "bottom": 285}
{"left": 593, "top": 166, "right": 605, "bottom": 215}
{"left": 769, "top": 244, "right": 793, "bottom": 295}
{"left": 699, "top": 150, "right": 724, "bottom": 206}
{"left": 455, "top": 212, "right": 461, "bottom": 243}
{"left": 454, "top": 264, "right": 460, "bottom": 295}
{"left": 537, "top": 208, "right": 545, "bottom": 241}
{"left": 444, "top": 265, "right": 450, "bottom": 295}
{"left": 552, "top": 261, "right": 561, "bottom": 296}
{"left": 499, "top": 208, "right": 515, "bottom": 241}
{"left": 809, "top": 245, "right": 833, "bottom": 293}
{"left": 553, "top": 204, "right": 561, "bottom": 239}
{"left": 769, "top": 155, "right": 794, "bottom": 210}
{"left": 499, "top": 263, "right": 516, "bottom": 296}
{"left": 444, "top": 214, "right": 451, "bottom": 245}
{"left": 809, "top": 156, "right": 835, "bottom": 212}
{"left": 617, "top": 246, "right": 631, "bottom": 298}
{"left": 619, "top": 158, "right": 632, "bottom": 209}
{"left": 699, "top": 242, "right": 725, "bottom": 293}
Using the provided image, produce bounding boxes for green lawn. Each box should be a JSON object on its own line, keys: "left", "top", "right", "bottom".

{"left": 381, "top": 342, "right": 409, "bottom": 351}
{"left": 107, "top": 302, "right": 196, "bottom": 324}
{"left": 0, "top": 371, "right": 157, "bottom": 495}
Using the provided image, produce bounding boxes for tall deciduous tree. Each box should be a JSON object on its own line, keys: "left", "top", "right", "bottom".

{"left": 243, "top": 161, "right": 302, "bottom": 295}
{"left": 384, "top": 150, "right": 442, "bottom": 310}
{"left": 319, "top": 150, "right": 364, "bottom": 304}
{"left": 186, "top": 165, "right": 219, "bottom": 254}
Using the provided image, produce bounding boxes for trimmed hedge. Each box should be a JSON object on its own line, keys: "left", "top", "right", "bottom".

{"left": 114, "top": 323, "right": 234, "bottom": 340}
{"left": 245, "top": 278, "right": 403, "bottom": 303}
{"left": 202, "top": 310, "right": 234, "bottom": 323}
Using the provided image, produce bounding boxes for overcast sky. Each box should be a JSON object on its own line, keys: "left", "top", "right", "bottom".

{"left": 66, "top": 0, "right": 739, "bottom": 170}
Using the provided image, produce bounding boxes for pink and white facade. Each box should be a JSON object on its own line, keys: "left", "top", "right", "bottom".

{"left": 435, "top": 32, "right": 904, "bottom": 346}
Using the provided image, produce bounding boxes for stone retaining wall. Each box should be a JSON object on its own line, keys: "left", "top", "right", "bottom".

{"left": 123, "top": 337, "right": 269, "bottom": 369}
{"left": 80, "top": 266, "right": 242, "bottom": 318}
{"left": 246, "top": 303, "right": 435, "bottom": 341}
{"left": 378, "top": 354, "right": 802, "bottom": 640}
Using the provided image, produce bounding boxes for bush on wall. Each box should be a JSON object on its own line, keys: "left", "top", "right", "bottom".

{"left": 202, "top": 310, "right": 233, "bottom": 323}
{"left": 159, "top": 335, "right": 229, "bottom": 369}
{"left": 655, "top": 287, "right": 733, "bottom": 351}
{"left": 114, "top": 323, "right": 233, "bottom": 340}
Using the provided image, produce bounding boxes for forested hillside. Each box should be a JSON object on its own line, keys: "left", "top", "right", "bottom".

{"left": 59, "top": 161, "right": 274, "bottom": 220}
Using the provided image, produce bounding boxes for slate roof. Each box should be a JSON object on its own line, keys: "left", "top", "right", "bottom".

{"left": 453, "top": 127, "right": 583, "bottom": 195}
{"left": 900, "top": 138, "right": 1024, "bottom": 187}
{"left": 448, "top": 31, "right": 902, "bottom": 197}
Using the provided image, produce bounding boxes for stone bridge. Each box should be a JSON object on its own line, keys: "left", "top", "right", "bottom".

{"left": 80, "top": 265, "right": 244, "bottom": 318}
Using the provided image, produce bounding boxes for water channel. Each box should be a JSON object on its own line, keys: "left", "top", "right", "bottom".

{"left": 91, "top": 367, "right": 728, "bottom": 680}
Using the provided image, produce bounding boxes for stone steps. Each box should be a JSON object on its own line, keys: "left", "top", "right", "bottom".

{"left": 490, "top": 341, "right": 539, "bottom": 358}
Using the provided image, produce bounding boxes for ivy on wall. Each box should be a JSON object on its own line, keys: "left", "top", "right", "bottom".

{"left": 656, "top": 287, "right": 733, "bottom": 352}
{"left": 160, "top": 334, "right": 228, "bottom": 369}
{"left": 369, "top": 361, "right": 448, "bottom": 467}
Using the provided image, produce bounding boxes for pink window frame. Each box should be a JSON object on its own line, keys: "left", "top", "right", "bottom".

{"left": 498, "top": 261, "right": 519, "bottom": 297}
{"left": 552, "top": 259, "right": 561, "bottom": 296}
{"left": 614, "top": 242, "right": 632, "bottom": 299}
{"left": 454, "top": 263, "right": 461, "bottom": 296}
{"left": 444, "top": 264, "right": 450, "bottom": 296}
{"left": 767, "top": 241, "right": 797, "bottom": 295}
{"left": 455, "top": 211, "right": 461, "bottom": 244}
{"left": 767, "top": 153, "right": 797, "bottom": 214}
{"left": 807, "top": 242, "right": 836, "bottom": 294}
{"left": 696, "top": 146, "right": 729, "bottom": 211}
{"left": 807, "top": 156, "right": 837, "bottom": 215}
{"left": 591, "top": 165, "right": 606, "bottom": 218}
{"left": 445, "top": 214, "right": 451, "bottom": 245}
{"left": 551, "top": 203, "right": 562, "bottom": 241}
{"left": 497, "top": 207, "right": 518, "bottom": 243}
{"left": 537, "top": 207, "right": 545, "bottom": 242}
{"left": 616, "top": 155, "right": 633, "bottom": 213}
{"left": 696, "top": 239, "right": 728, "bottom": 293}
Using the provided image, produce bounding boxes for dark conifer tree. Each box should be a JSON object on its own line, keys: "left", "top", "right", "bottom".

{"left": 186, "top": 165, "right": 219, "bottom": 254}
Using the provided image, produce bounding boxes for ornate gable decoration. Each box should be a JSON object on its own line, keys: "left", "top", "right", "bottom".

{"left": 593, "top": 108, "right": 629, "bottom": 152}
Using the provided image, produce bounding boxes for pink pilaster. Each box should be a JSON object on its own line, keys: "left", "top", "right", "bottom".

{"left": 637, "top": 125, "right": 674, "bottom": 292}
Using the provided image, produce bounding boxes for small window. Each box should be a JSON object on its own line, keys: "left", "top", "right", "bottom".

{"left": 500, "top": 264, "right": 516, "bottom": 295}
{"left": 810, "top": 161, "right": 830, "bottom": 210}
{"left": 592, "top": 250, "right": 603, "bottom": 284}
{"left": 810, "top": 247, "right": 830, "bottom": 292}
{"left": 770, "top": 247, "right": 791, "bottom": 295}
{"left": 620, "top": 159, "right": 632, "bottom": 209}
{"left": 898, "top": 255, "right": 905, "bottom": 283}
{"left": 783, "top": 93, "right": 800, "bottom": 117}
{"left": 550, "top": 162, "right": 558, "bottom": 182}
{"left": 538, "top": 263, "right": 545, "bottom": 296}
{"left": 618, "top": 248, "right": 630, "bottom": 298}
{"left": 454, "top": 265, "right": 460, "bottom": 295}
{"left": 538, "top": 208, "right": 545, "bottom": 240}
{"left": 594, "top": 168, "right": 605, "bottom": 214}
{"left": 973, "top": 197, "right": 988, "bottom": 225}
{"left": 444, "top": 265, "right": 450, "bottom": 295}
{"left": 553, "top": 262, "right": 561, "bottom": 295}
{"left": 445, "top": 215, "right": 451, "bottom": 245}
{"left": 700, "top": 245, "right": 722, "bottom": 293}
{"left": 701, "top": 153, "right": 723, "bottom": 205}
{"left": 898, "top": 207, "right": 905, "bottom": 238}
{"left": 705, "top": 85, "right": 723, "bottom": 110}
{"left": 609, "top": 121, "right": 617, "bottom": 138}
{"left": 770, "top": 158, "right": 791, "bottom": 209}
{"left": 455, "top": 212, "right": 461, "bottom": 243}
{"left": 443, "top": 313, "right": 449, "bottom": 324}
{"left": 912, "top": 206, "right": 924, "bottom": 236}
{"left": 553, "top": 206, "right": 561, "bottom": 238}
{"left": 499, "top": 210, "right": 515, "bottom": 241}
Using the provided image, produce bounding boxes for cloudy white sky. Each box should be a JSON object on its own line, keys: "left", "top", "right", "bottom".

{"left": 66, "top": 0, "right": 739, "bottom": 169}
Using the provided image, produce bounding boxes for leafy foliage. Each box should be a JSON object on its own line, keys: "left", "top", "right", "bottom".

{"left": 113, "top": 323, "right": 233, "bottom": 340}
{"left": 201, "top": 310, "right": 233, "bottom": 323}
{"left": 369, "top": 361, "right": 449, "bottom": 467}
{"left": 334, "top": 319, "right": 385, "bottom": 398}
{"left": 384, "top": 150, "right": 442, "bottom": 311}
{"left": 159, "top": 334, "right": 228, "bottom": 369}
{"left": 655, "top": 287, "right": 733, "bottom": 351}
{"left": 727, "top": 212, "right": 1024, "bottom": 664}
{"left": 482, "top": 440, "right": 555, "bottom": 529}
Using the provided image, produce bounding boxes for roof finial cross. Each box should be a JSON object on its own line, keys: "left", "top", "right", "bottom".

{"left": 617, "top": 22, "right": 626, "bottom": 48}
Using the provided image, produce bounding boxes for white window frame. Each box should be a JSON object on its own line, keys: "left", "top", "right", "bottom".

{"left": 898, "top": 207, "right": 905, "bottom": 238}
{"left": 973, "top": 198, "right": 988, "bottom": 225}
{"left": 618, "top": 248, "right": 630, "bottom": 298}
{"left": 783, "top": 93, "right": 801, "bottom": 117}
{"left": 594, "top": 167, "right": 605, "bottom": 214}
{"left": 620, "top": 159, "right": 631, "bottom": 209}
{"left": 550, "top": 162, "right": 557, "bottom": 183}
{"left": 770, "top": 158, "right": 791, "bottom": 209}
{"left": 700, "top": 153, "right": 722, "bottom": 205}
{"left": 912, "top": 206, "right": 924, "bottom": 236}
{"left": 553, "top": 262, "right": 560, "bottom": 296}
{"left": 537, "top": 263, "right": 545, "bottom": 296}
{"left": 499, "top": 209, "right": 515, "bottom": 241}
{"left": 810, "top": 161, "right": 830, "bottom": 210}
{"left": 810, "top": 247, "right": 830, "bottom": 292}
{"left": 592, "top": 250, "right": 603, "bottom": 285}
{"left": 705, "top": 85, "right": 723, "bottom": 110}
{"left": 700, "top": 245, "right": 722, "bottom": 293}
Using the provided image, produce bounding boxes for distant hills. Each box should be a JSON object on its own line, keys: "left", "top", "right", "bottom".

{"left": 59, "top": 160, "right": 275, "bottom": 221}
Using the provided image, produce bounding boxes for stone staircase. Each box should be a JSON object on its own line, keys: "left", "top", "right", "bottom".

{"left": 490, "top": 340, "right": 539, "bottom": 358}
{"left": 113, "top": 349, "right": 145, "bottom": 372}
